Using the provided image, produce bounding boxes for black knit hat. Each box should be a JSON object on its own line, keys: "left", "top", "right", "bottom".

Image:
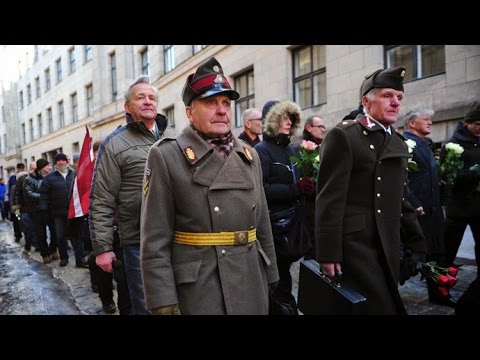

{"left": 54, "top": 153, "right": 68, "bottom": 163}
{"left": 262, "top": 100, "right": 280, "bottom": 120}
{"left": 36, "top": 158, "right": 50, "bottom": 171}
{"left": 464, "top": 101, "right": 480, "bottom": 123}
{"left": 360, "top": 66, "right": 406, "bottom": 97}
{"left": 181, "top": 57, "right": 240, "bottom": 106}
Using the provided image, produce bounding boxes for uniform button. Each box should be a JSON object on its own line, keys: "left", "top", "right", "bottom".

{"left": 363, "top": 131, "right": 368, "bottom": 136}
{"left": 378, "top": 160, "right": 382, "bottom": 165}
{"left": 402, "top": 197, "right": 405, "bottom": 201}
{"left": 403, "top": 182, "right": 407, "bottom": 186}
{"left": 214, "top": 206, "right": 220, "bottom": 212}
{"left": 252, "top": 204, "right": 256, "bottom": 210}
{"left": 248, "top": 243, "right": 253, "bottom": 250}
{"left": 369, "top": 144, "right": 375, "bottom": 150}
{"left": 221, "top": 249, "right": 227, "bottom": 255}
{"left": 376, "top": 193, "right": 381, "bottom": 198}
{"left": 400, "top": 213, "right": 403, "bottom": 217}
{"left": 377, "top": 209, "right": 382, "bottom": 214}
{"left": 377, "top": 176, "right": 381, "bottom": 181}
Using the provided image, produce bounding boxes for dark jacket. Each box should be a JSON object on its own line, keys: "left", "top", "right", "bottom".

{"left": 441, "top": 122, "right": 480, "bottom": 217}
{"left": 39, "top": 167, "right": 75, "bottom": 218}
{"left": 404, "top": 131, "right": 445, "bottom": 257}
{"left": 23, "top": 170, "right": 44, "bottom": 212}
{"left": 238, "top": 131, "right": 260, "bottom": 147}
{"left": 315, "top": 117, "right": 426, "bottom": 314}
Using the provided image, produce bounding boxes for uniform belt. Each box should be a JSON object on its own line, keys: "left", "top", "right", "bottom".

{"left": 174, "top": 229, "right": 256, "bottom": 246}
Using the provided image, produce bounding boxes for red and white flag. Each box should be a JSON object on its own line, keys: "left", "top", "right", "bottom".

{"left": 68, "top": 126, "right": 94, "bottom": 219}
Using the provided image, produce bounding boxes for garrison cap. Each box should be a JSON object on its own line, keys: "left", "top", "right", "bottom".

{"left": 464, "top": 101, "right": 480, "bottom": 123}
{"left": 360, "top": 66, "right": 406, "bottom": 97}
{"left": 182, "top": 56, "right": 240, "bottom": 106}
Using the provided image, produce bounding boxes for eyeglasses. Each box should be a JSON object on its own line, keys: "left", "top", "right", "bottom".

{"left": 311, "top": 124, "right": 326, "bottom": 129}
{"left": 248, "top": 118, "right": 262, "bottom": 122}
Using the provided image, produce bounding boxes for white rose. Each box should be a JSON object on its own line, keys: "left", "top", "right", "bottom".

{"left": 405, "top": 139, "right": 416, "bottom": 154}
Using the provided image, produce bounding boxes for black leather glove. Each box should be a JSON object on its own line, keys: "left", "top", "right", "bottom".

{"left": 409, "top": 252, "right": 426, "bottom": 277}
{"left": 297, "top": 176, "right": 315, "bottom": 195}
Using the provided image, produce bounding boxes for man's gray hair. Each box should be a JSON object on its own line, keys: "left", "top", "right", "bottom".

{"left": 124, "top": 75, "right": 158, "bottom": 102}
{"left": 403, "top": 107, "right": 435, "bottom": 129}
{"left": 242, "top": 108, "right": 261, "bottom": 123}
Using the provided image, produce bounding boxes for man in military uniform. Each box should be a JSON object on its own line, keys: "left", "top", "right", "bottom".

{"left": 140, "top": 57, "right": 279, "bottom": 315}
{"left": 315, "top": 67, "right": 426, "bottom": 314}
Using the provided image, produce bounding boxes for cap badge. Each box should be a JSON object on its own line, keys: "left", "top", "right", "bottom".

{"left": 184, "top": 146, "right": 197, "bottom": 163}
{"left": 214, "top": 74, "right": 224, "bottom": 84}
{"left": 244, "top": 147, "right": 254, "bottom": 163}
{"left": 213, "top": 65, "right": 220, "bottom": 73}
{"left": 401, "top": 70, "right": 406, "bottom": 77}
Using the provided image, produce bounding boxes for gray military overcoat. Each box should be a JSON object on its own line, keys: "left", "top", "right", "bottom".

{"left": 140, "top": 126, "right": 279, "bottom": 315}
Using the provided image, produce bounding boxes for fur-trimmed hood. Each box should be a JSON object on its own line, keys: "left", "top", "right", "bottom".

{"left": 263, "top": 100, "right": 302, "bottom": 138}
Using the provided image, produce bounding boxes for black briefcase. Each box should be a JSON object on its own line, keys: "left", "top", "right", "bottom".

{"left": 297, "top": 259, "right": 367, "bottom": 315}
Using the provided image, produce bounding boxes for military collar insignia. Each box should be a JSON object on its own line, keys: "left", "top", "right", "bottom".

{"left": 183, "top": 146, "right": 197, "bottom": 163}
{"left": 243, "top": 147, "right": 254, "bottom": 164}
{"left": 359, "top": 116, "right": 382, "bottom": 132}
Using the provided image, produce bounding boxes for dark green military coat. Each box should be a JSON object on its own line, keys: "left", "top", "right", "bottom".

{"left": 140, "top": 126, "right": 279, "bottom": 315}
{"left": 315, "top": 117, "right": 425, "bottom": 314}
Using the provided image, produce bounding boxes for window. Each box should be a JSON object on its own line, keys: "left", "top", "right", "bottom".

{"left": 69, "top": 47, "right": 76, "bottom": 74}
{"left": 37, "top": 113, "right": 42, "bottom": 138}
{"left": 47, "top": 107, "right": 53, "bottom": 133}
{"left": 27, "top": 84, "right": 32, "bottom": 104}
{"left": 58, "top": 100, "right": 65, "bottom": 128}
{"left": 141, "top": 48, "right": 149, "bottom": 76}
{"left": 29, "top": 118, "right": 33, "bottom": 142}
{"left": 56, "top": 58, "right": 62, "bottom": 83}
{"left": 385, "top": 45, "right": 445, "bottom": 81}
{"left": 84, "top": 45, "right": 92, "bottom": 63}
{"left": 86, "top": 84, "right": 93, "bottom": 116}
{"left": 293, "top": 45, "right": 326, "bottom": 109}
{"left": 71, "top": 92, "right": 78, "bottom": 122}
{"left": 192, "top": 45, "right": 207, "bottom": 54}
{"left": 19, "top": 91, "right": 24, "bottom": 109}
{"left": 110, "top": 52, "right": 117, "bottom": 101}
{"left": 234, "top": 69, "right": 255, "bottom": 128}
{"left": 72, "top": 142, "right": 80, "bottom": 154}
{"left": 34, "top": 45, "right": 39, "bottom": 63}
{"left": 21, "top": 124, "right": 25, "bottom": 145}
{"left": 35, "top": 77, "right": 40, "bottom": 98}
{"left": 164, "top": 45, "right": 175, "bottom": 73}
{"left": 45, "top": 67, "right": 51, "bottom": 91}
{"left": 164, "top": 106, "right": 175, "bottom": 128}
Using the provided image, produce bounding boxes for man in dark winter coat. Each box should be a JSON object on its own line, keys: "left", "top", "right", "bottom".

{"left": 315, "top": 67, "right": 426, "bottom": 314}
{"left": 238, "top": 108, "right": 262, "bottom": 147}
{"left": 403, "top": 107, "right": 455, "bottom": 307}
{"left": 141, "top": 57, "right": 278, "bottom": 315}
{"left": 441, "top": 101, "right": 480, "bottom": 274}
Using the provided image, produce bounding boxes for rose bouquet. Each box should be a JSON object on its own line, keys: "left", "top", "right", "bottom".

{"left": 290, "top": 140, "right": 320, "bottom": 179}
{"left": 440, "top": 142, "right": 464, "bottom": 186}
{"left": 421, "top": 261, "right": 459, "bottom": 297}
{"left": 405, "top": 139, "right": 418, "bottom": 171}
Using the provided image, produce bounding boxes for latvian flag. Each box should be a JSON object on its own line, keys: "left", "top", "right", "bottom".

{"left": 68, "top": 126, "right": 94, "bottom": 219}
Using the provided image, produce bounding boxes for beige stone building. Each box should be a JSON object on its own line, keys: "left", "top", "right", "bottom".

{"left": 1, "top": 45, "right": 479, "bottom": 179}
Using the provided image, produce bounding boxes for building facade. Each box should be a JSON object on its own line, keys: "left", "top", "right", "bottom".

{"left": 1, "top": 45, "right": 479, "bottom": 179}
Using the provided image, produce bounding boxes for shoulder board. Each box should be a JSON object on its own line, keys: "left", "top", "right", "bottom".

{"left": 337, "top": 119, "right": 359, "bottom": 129}
{"left": 155, "top": 136, "right": 176, "bottom": 147}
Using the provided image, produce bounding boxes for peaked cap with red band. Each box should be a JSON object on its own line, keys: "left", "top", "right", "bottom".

{"left": 182, "top": 56, "right": 240, "bottom": 106}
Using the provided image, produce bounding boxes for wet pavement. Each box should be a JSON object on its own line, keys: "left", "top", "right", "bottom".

{"left": 0, "top": 220, "right": 115, "bottom": 315}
